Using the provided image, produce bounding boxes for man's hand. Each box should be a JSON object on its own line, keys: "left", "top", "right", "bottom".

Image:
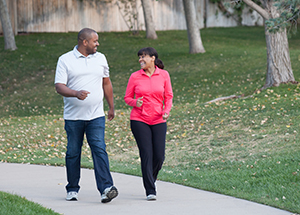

{"left": 55, "top": 83, "right": 90, "bottom": 100}
{"left": 107, "top": 108, "right": 115, "bottom": 121}
{"left": 76, "top": 90, "right": 90, "bottom": 100}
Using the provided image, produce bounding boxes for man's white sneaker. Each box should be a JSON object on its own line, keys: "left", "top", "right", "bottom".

{"left": 101, "top": 186, "right": 118, "bottom": 203}
{"left": 66, "top": 191, "right": 78, "bottom": 201}
{"left": 147, "top": 194, "right": 156, "bottom": 201}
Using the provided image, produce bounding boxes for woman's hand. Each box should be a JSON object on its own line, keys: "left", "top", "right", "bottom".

{"left": 136, "top": 97, "right": 143, "bottom": 107}
{"left": 163, "top": 113, "right": 169, "bottom": 120}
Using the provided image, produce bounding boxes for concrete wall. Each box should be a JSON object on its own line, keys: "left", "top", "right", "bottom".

{"left": 0, "top": 0, "right": 263, "bottom": 34}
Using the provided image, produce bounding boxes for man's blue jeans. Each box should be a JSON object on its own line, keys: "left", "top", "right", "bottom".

{"left": 64, "top": 116, "right": 113, "bottom": 194}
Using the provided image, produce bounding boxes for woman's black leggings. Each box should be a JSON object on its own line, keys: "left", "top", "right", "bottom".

{"left": 130, "top": 120, "right": 167, "bottom": 196}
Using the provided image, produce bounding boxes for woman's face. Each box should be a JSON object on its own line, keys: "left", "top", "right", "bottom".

{"left": 139, "top": 54, "right": 155, "bottom": 70}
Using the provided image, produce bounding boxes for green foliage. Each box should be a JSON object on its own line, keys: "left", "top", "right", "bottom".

{"left": 266, "top": 0, "right": 300, "bottom": 33}
{"left": 209, "top": 0, "right": 221, "bottom": 4}
{"left": 211, "top": 0, "right": 246, "bottom": 25}
{"left": 1, "top": 27, "right": 300, "bottom": 213}
{"left": 226, "top": 0, "right": 300, "bottom": 33}
{"left": 116, "top": 0, "right": 140, "bottom": 34}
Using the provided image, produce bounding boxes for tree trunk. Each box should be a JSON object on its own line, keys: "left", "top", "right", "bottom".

{"left": 0, "top": 0, "right": 17, "bottom": 50}
{"left": 182, "top": 0, "right": 205, "bottom": 54}
{"left": 263, "top": 2, "right": 294, "bottom": 88}
{"left": 140, "top": 0, "right": 157, "bottom": 39}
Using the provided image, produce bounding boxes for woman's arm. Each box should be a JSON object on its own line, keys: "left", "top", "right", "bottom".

{"left": 124, "top": 75, "right": 138, "bottom": 107}
{"left": 163, "top": 72, "right": 173, "bottom": 115}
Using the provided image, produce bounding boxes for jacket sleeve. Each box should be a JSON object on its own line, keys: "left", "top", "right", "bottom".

{"left": 124, "top": 74, "right": 138, "bottom": 107}
{"left": 163, "top": 71, "right": 173, "bottom": 114}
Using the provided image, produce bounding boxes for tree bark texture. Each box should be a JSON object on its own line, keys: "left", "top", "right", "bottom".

{"left": 182, "top": 0, "right": 205, "bottom": 54}
{"left": 0, "top": 0, "right": 17, "bottom": 50}
{"left": 263, "top": 1, "right": 294, "bottom": 88}
{"left": 140, "top": 0, "right": 157, "bottom": 39}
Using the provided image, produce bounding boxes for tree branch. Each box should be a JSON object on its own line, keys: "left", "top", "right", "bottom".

{"left": 218, "top": 2, "right": 241, "bottom": 25}
{"left": 206, "top": 95, "right": 240, "bottom": 103}
{"left": 242, "top": 0, "right": 270, "bottom": 20}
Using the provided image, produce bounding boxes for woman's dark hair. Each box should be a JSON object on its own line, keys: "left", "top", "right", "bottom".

{"left": 137, "top": 47, "right": 164, "bottom": 69}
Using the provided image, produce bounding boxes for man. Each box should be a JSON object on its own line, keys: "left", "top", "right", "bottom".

{"left": 55, "top": 28, "right": 118, "bottom": 203}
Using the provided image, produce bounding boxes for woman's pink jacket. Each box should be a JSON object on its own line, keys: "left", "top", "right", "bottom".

{"left": 124, "top": 67, "right": 173, "bottom": 125}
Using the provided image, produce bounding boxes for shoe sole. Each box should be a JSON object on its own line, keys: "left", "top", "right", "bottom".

{"left": 147, "top": 197, "right": 156, "bottom": 201}
{"left": 66, "top": 197, "right": 78, "bottom": 201}
{"left": 147, "top": 195, "right": 156, "bottom": 201}
{"left": 101, "top": 186, "right": 118, "bottom": 203}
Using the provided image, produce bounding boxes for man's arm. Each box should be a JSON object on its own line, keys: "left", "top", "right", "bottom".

{"left": 103, "top": 77, "right": 114, "bottom": 121}
{"left": 55, "top": 83, "right": 90, "bottom": 100}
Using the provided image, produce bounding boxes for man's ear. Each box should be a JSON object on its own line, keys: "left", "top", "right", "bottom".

{"left": 82, "top": 39, "right": 88, "bottom": 46}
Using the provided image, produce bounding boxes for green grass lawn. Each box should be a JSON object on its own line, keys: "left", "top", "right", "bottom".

{"left": 1, "top": 26, "right": 300, "bottom": 213}
{"left": 0, "top": 191, "right": 59, "bottom": 215}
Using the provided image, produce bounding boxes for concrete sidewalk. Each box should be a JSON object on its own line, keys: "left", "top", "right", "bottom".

{"left": 0, "top": 163, "right": 293, "bottom": 215}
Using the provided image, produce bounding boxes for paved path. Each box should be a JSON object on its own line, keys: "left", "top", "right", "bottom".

{"left": 0, "top": 163, "right": 293, "bottom": 215}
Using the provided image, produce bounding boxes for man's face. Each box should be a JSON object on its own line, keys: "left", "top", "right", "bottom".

{"left": 85, "top": 32, "right": 99, "bottom": 55}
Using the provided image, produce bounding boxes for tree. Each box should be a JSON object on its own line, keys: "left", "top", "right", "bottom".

{"left": 237, "top": 0, "right": 298, "bottom": 88}
{"left": 0, "top": 0, "right": 17, "bottom": 50}
{"left": 182, "top": 0, "right": 205, "bottom": 54}
{"left": 140, "top": 0, "right": 157, "bottom": 39}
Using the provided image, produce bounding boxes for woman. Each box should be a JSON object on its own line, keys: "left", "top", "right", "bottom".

{"left": 124, "top": 47, "right": 173, "bottom": 201}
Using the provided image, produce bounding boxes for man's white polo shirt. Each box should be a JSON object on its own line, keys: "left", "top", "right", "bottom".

{"left": 55, "top": 46, "right": 109, "bottom": 120}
